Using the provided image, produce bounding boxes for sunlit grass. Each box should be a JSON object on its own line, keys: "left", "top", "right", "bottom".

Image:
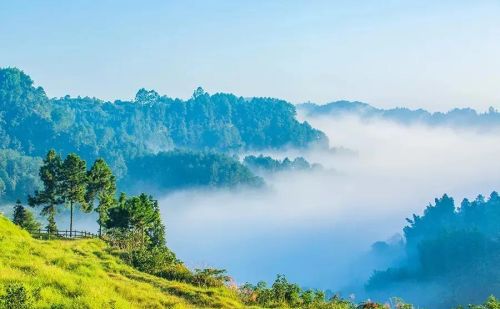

{"left": 0, "top": 215, "right": 243, "bottom": 308}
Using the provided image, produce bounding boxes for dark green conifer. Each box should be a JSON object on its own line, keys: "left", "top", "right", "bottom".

{"left": 60, "top": 153, "right": 89, "bottom": 237}
{"left": 28, "top": 149, "right": 63, "bottom": 233}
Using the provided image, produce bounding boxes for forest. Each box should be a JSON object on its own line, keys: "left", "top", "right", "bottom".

{"left": 122, "top": 150, "right": 263, "bottom": 194}
{"left": 366, "top": 192, "right": 500, "bottom": 307}
{"left": 0, "top": 67, "right": 327, "bottom": 202}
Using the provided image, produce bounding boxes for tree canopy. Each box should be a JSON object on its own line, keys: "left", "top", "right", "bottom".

{"left": 367, "top": 191, "right": 500, "bottom": 308}
{"left": 0, "top": 67, "right": 327, "bottom": 202}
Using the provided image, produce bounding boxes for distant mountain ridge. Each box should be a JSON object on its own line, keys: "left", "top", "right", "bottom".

{"left": 298, "top": 101, "right": 500, "bottom": 128}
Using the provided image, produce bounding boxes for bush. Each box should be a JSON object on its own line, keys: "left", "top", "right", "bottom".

{"left": 191, "top": 268, "right": 231, "bottom": 288}
{"left": 156, "top": 264, "right": 193, "bottom": 282}
{"left": 127, "top": 247, "right": 178, "bottom": 274}
{"left": 0, "top": 282, "right": 33, "bottom": 309}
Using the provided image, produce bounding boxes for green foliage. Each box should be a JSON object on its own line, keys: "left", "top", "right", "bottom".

{"left": 239, "top": 274, "right": 350, "bottom": 308}
{"left": 86, "top": 158, "right": 116, "bottom": 235}
{"left": 0, "top": 282, "right": 33, "bottom": 309}
{"left": 106, "top": 193, "right": 164, "bottom": 248}
{"left": 0, "top": 150, "right": 41, "bottom": 203}
{"left": 123, "top": 150, "right": 263, "bottom": 192}
{"left": 367, "top": 191, "right": 500, "bottom": 307}
{"left": 125, "top": 246, "right": 178, "bottom": 274}
{"left": 483, "top": 296, "right": 500, "bottom": 309}
{"left": 0, "top": 215, "right": 244, "bottom": 308}
{"left": 0, "top": 67, "right": 327, "bottom": 201}
{"left": 28, "top": 151, "right": 118, "bottom": 237}
{"left": 463, "top": 296, "right": 500, "bottom": 309}
{"left": 192, "top": 268, "right": 231, "bottom": 288}
{"left": 0, "top": 68, "right": 52, "bottom": 155}
{"left": 244, "top": 154, "right": 321, "bottom": 174}
{"left": 60, "top": 153, "right": 90, "bottom": 236}
{"left": 103, "top": 192, "right": 232, "bottom": 290}
{"left": 12, "top": 200, "right": 40, "bottom": 231}
{"left": 28, "top": 149, "right": 64, "bottom": 233}
{"left": 60, "top": 153, "right": 89, "bottom": 211}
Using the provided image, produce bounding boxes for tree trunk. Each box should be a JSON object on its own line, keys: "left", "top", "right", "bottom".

{"left": 70, "top": 201, "right": 73, "bottom": 238}
{"left": 142, "top": 226, "right": 145, "bottom": 249}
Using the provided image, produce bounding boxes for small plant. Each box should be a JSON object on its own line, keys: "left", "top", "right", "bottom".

{"left": 0, "top": 282, "right": 33, "bottom": 309}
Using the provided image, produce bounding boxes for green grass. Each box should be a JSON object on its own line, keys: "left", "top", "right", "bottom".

{"left": 0, "top": 215, "right": 244, "bottom": 308}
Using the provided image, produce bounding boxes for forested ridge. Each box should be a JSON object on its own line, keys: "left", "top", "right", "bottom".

{"left": 0, "top": 67, "right": 327, "bottom": 201}
{"left": 299, "top": 101, "right": 500, "bottom": 128}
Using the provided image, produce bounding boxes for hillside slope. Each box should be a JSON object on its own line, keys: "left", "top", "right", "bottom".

{"left": 0, "top": 215, "right": 243, "bottom": 308}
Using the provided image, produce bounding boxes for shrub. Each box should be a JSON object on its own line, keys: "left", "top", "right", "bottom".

{"left": 0, "top": 282, "right": 33, "bottom": 309}
{"left": 192, "top": 268, "right": 231, "bottom": 288}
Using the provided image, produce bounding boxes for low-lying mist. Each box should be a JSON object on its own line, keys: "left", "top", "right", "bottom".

{"left": 159, "top": 115, "right": 500, "bottom": 299}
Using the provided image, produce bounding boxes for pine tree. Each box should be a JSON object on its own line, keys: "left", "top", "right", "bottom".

{"left": 12, "top": 199, "right": 41, "bottom": 231}
{"left": 86, "top": 158, "right": 116, "bottom": 236}
{"left": 28, "top": 149, "right": 64, "bottom": 234}
{"left": 60, "top": 153, "right": 89, "bottom": 237}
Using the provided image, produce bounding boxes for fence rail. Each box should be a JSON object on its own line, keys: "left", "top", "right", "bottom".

{"left": 28, "top": 229, "right": 99, "bottom": 240}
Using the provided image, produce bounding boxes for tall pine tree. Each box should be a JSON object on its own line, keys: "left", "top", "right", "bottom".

{"left": 28, "top": 149, "right": 63, "bottom": 233}
{"left": 86, "top": 158, "right": 116, "bottom": 236}
{"left": 60, "top": 153, "right": 89, "bottom": 237}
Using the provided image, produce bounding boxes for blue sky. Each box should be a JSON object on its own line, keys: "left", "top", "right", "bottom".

{"left": 1, "top": 0, "right": 500, "bottom": 111}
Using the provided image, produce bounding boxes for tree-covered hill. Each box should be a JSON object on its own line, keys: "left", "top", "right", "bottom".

{"left": 366, "top": 191, "right": 500, "bottom": 308}
{"left": 0, "top": 68, "right": 327, "bottom": 172}
{"left": 0, "top": 67, "right": 327, "bottom": 201}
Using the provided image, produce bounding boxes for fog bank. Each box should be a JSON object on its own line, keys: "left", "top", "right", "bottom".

{"left": 159, "top": 115, "right": 500, "bottom": 295}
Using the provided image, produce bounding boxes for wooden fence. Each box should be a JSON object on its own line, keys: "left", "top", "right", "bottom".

{"left": 28, "top": 229, "right": 98, "bottom": 240}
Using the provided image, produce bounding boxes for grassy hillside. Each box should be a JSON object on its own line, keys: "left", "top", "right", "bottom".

{"left": 0, "top": 215, "right": 244, "bottom": 308}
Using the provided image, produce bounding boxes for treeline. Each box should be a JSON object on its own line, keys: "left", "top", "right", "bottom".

{"left": 122, "top": 150, "right": 263, "bottom": 194}
{"left": 0, "top": 149, "right": 264, "bottom": 203}
{"left": 298, "top": 101, "right": 500, "bottom": 129}
{"left": 243, "top": 154, "right": 321, "bottom": 174}
{"left": 366, "top": 192, "right": 500, "bottom": 308}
